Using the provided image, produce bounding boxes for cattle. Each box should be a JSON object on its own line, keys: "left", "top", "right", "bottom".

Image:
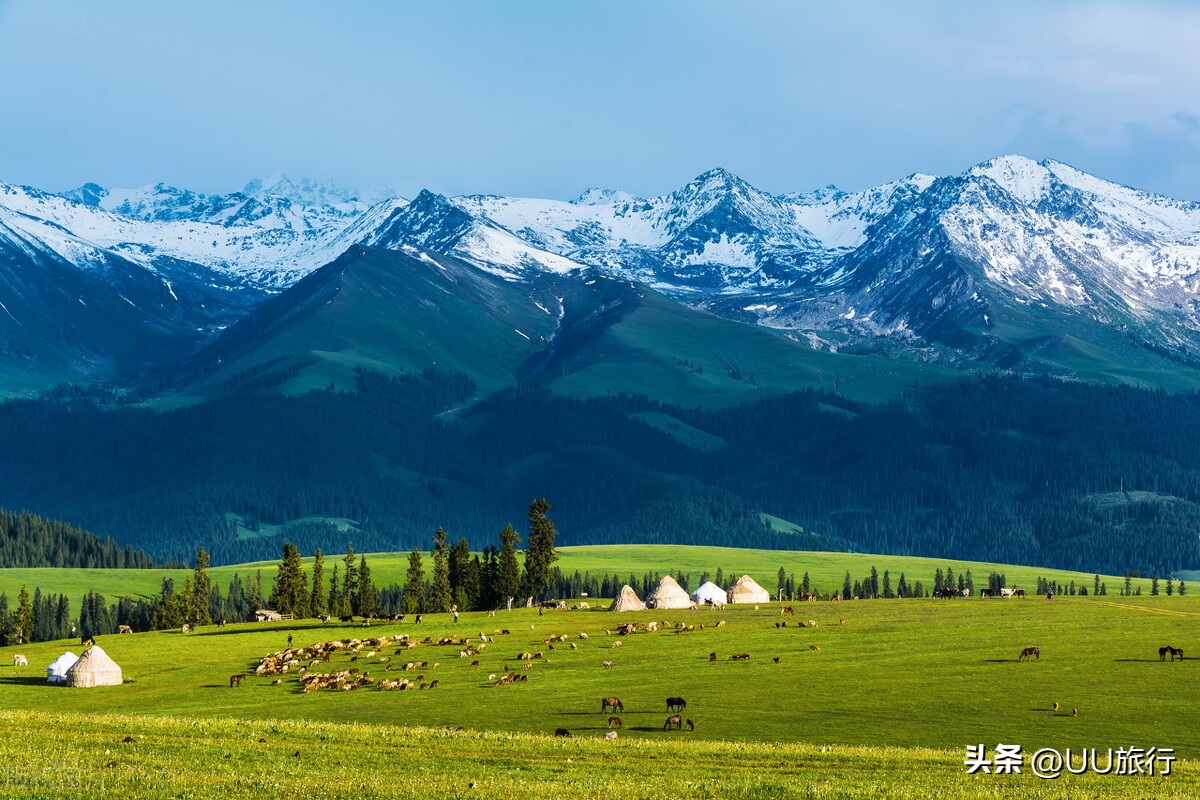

{"left": 13, "top": 655, "right": 28, "bottom": 667}
{"left": 118, "top": 625, "right": 133, "bottom": 634}
{"left": 180, "top": 623, "right": 193, "bottom": 634}
{"left": 729, "top": 653, "right": 751, "bottom": 660}
{"left": 781, "top": 606, "right": 795, "bottom": 616}
{"left": 555, "top": 728, "right": 572, "bottom": 738}
{"left": 663, "top": 714, "right": 683, "bottom": 731}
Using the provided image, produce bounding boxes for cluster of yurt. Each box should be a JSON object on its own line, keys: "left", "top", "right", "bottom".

{"left": 609, "top": 584, "right": 646, "bottom": 612}
{"left": 692, "top": 581, "right": 728, "bottom": 606}
{"left": 45, "top": 645, "right": 123, "bottom": 687}
{"left": 729, "top": 574, "right": 770, "bottom": 604}
{"left": 647, "top": 575, "right": 692, "bottom": 609}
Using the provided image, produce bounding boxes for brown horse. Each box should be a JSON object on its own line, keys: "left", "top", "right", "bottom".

{"left": 686, "top": 719, "right": 695, "bottom": 732}
{"left": 230, "top": 674, "right": 245, "bottom": 687}
{"left": 1018, "top": 646, "right": 1040, "bottom": 662}
{"left": 607, "top": 716, "right": 623, "bottom": 729}
{"left": 1160, "top": 646, "right": 1184, "bottom": 661}
{"left": 601, "top": 697, "right": 624, "bottom": 713}
{"left": 82, "top": 634, "right": 96, "bottom": 646}
{"left": 663, "top": 714, "right": 683, "bottom": 731}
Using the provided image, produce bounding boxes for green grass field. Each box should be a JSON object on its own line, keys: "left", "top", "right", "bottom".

{"left": 2, "top": 547, "right": 1191, "bottom": 797}
{"left": 0, "top": 544, "right": 1156, "bottom": 610}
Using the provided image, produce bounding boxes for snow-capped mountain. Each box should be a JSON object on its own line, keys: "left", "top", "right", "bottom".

{"left": 5, "top": 155, "right": 1200, "bottom": 393}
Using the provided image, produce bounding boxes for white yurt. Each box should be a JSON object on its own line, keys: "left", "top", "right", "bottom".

{"left": 65, "top": 645, "right": 123, "bottom": 688}
{"left": 729, "top": 574, "right": 770, "bottom": 604}
{"left": 647, "top": 575, "right": 692, "bottom": 609}
{"left": 609, "top": 584, "right": 646, "bottom": 612}
{"left": 691, "top": 581, "right": 728, "bottom": 606}
{"left": 46, "top": 651, "right": 79, "bottom": 684}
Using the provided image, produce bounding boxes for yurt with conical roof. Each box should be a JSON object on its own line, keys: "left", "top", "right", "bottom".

{"left": 609, "top": 584, "right": 646, "bottom": 612}
{"left": 65, "top": 645, "right": 123, "bottom": 687}
{"left": 647, "top": 575, "right": 692, "bottom": 609}
{"left": 691, "top": 581, "right": 728, "bottom": 606}
{"left": 46, "top": 651, "right": 79, "bottom": 684}
{"left": 729, "top": 575, "right": 770, "bottom": 604}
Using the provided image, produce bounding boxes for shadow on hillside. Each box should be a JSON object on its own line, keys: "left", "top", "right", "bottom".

{"left": 0, "top": 676, "right": 50, "bottom": 687}
{"left": 1114, "top": 658, "right": 1189, "bottom": 663}
{"left": 983, "top": 659, "right": 1019, "bottom": 663}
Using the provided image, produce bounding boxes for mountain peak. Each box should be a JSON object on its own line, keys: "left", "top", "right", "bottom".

{"left": 57, "top": 182, "right": 108, "bottom": 207}
{"left": 967, "top": 155, "right": 1052, "bottom": 203}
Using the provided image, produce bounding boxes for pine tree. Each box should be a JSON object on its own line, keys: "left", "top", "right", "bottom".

{"left": 497, "top": 524, "right": 521, "bottom": 609}
{"left": 428, "top": 528, "right": 452, "bottom": 613}
{"left": 189, "top": 547, "right": 212, "bottom": 626}
{"left": 777, "top": 567, "right": 787, "bottom": 600}
{"left": 964, "top": 570, "right": 974, "bottom": 593}
{"left": 522, "top": 499, "right": 559, "bottom": 600}
{"left": 342, "top": 543, "right": 358, "bottom": 616}
{"left": 1151, "top": 574, "right": 1160, "bottom": 596}
{"left": 403, "top": 547, "right": 425, "bottom": 614}
{"left": 1179, "top": 580, "right": 1187, "bottom": 596}
{"left": 715, "top": 567, "right": 725, "bottom": 591}
{"left": 310, "top": 549, "right": 327, "bottom": 617}
{"left": 1094, "top": 574, "right": 1101, "bottom": 596}
{"left": 329, "top": 564, "right": 341, "bottom": 616}
{"left": 882, "top": 570, "right": 892, "bottom": 599}
{"left": 869, "top": 566, "right": 880, "bottom": 598}
{"left": 802, "top": 572, "right": 811, "bottom": 596}
{"left": 273, "top": 542, "right": 309, "bottom": 618}
{"left": 358, "top": 555, "right": 379, "bottom": 617}
{"left": 842, "top": 571, "right": 852, "bottom": 599}
{"left": 1124, "top": 575, "right": 1133, "bottom": 596}
{"left": 1166, "top": 577, "right": 1174, "bottom": 596}
{"left": 897, "top": 572, "right": 909, "bottom": 598}
{"left": 934, "top": 568, "right": 944, "bottom": 593}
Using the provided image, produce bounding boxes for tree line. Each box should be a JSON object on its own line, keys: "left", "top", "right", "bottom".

{"left": 0, "top": 507, "right": 162, "bottom": 569}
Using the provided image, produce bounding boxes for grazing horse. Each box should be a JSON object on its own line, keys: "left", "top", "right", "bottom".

{"left": 13, "top": 655, "right": 28, "bottom": 667}
{"left": 601, "top": 697, "right": 624, "bottom": 714}
{"left": 230, "top": 674, "right": 245, "bottom": 687}
{"left": 118, "top": 625, "right": 133, "bottom": 634}
{"left": 979, "top": 589, "right": 991, "bottom": 598}
{"left": 1018, "top": 646, "right": 1040, "bottom": 662}
{"left": 607, "top": 716, "right": 623, "bottom": 729}
{"left": 554, "top": 728, "right": 572, "bottom": 737}
{"left": 686, "top": 719, "right": 695, "bottom": 732}
{"left": 180, "top": 623, "right": 192, "bottom": 634}
{"left": 82, "top": 634, "right": 96, "bottom": 646}
{"left": 666, "top": 697, "right": 686, "bottom": 712}
{"left": 663, "top": 714, "right": 683, "bottom": 731}
{"left": 1014, "top": 588, "right": 1026, "bottom": 598}
{"left": 1160, "top": 646, "right": 1184, "bottom": 662}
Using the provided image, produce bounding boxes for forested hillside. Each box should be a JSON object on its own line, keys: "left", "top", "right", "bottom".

{"left": 0, "top": 507, "right": 159, "bottom": 568}
{"left": 0, "top": 369, "right": 1197, "bottom": 575}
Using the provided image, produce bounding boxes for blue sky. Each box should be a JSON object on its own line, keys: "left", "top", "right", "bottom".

{"left": 1, "top": 1, "right": 1197, "bottom": 200}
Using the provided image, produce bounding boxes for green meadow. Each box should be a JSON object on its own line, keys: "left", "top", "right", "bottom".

{"left": 1, "top": 546, "right": 1191, "bottom": 797}
{"left": 0, "top": 544, "right": 1157, "bottom": 610}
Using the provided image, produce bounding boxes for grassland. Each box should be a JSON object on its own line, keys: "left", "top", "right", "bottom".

{"left": 3, "top": 587, "right": 1197, "bottom": 796}
{"left": 0, "top": 544, "right": 1156, "bottom": 610}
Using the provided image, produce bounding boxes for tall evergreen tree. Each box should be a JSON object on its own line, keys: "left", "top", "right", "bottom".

{"left": 777, "top": 567, "right": 787, "bottom": 600}
{"left": 342, "top": 542, "right": 358, "bottom": 615}
{"left": 189, "top": 548, "right": 212, "bottom": 626}
{"left": 428, "top": 528, "right": 452, "bottom": 613}
{"left": 329, "top": 564, "right": 342, "bottom": 616}
{"left": 310, "top": 549, "right": 327, "bottom": 617}
{"left": 1151, "top": 574, "right": 1160, "bottom": 596}
{"left": 497, "top": 524, "right": 521, "bottom": 608}
{"left": 403, "top": 547, "right": 425, "bottom": 614}
{"left": 802, "top": 571, "right": 811, "bottom": 596}
{"left": 522, "top": 498, "right": 560, "bottom": 600}
{"left": 358, "top": 555, "right": 380, "bottom": 617}
{"left": 882, "top": 570, "right": 893, "bottom": 598}
{"left": 842, "top": 571, "right": 852, "bottom": 599}
{"left": 272, "top": 542, "right": 310, "bottom": 618}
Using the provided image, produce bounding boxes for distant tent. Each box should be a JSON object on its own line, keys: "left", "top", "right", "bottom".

{"left": 729, "top": 575, "right": 770, "bottom": 604}
{"left": 65, "top": 645, "right": 122, "bottom": 687}
{"left": 609, "top": 584, "right": 646, "bottom": 612}
{"left": 647, "top": 575, "right": 692, "bottom": 609}
{"left": 46, "top": 651, "right": 79, "bottom": 684}
{"left": 691, "top": 581, "right": 728, "bottom": 606}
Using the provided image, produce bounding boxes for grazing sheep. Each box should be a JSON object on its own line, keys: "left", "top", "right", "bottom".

{"left": 601, "top": 660, "right": 614, "bottom": 668}
{"left": 604, "top": 730, "right": 618, "bottom": 740}
{"left": 578, "top": 632, "right": 589, "bottom": 640}
{"left": 773, "top": 657, "right": 781, "bottom": 664}
{"left": 715, "top": 620, "right": 726, "bottom": 628}
{"left": 611, "top": 641, "right": 622, "bottom": 648}
{"left": 570, "top": 643, "right": 577, "bottom": 650}
{"left": 809, "top": 645, "right": 821, "bottom": 651}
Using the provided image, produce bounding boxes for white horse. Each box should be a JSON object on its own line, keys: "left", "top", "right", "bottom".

{"left": 13, "top": 655, "right": 28, "bottom": 667}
